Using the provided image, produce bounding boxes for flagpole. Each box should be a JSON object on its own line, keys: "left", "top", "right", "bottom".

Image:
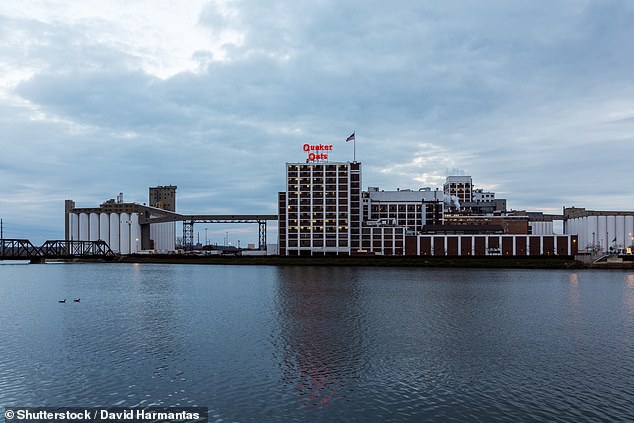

{"left": 353, "top": 130, "right": 356, "bottom": 162}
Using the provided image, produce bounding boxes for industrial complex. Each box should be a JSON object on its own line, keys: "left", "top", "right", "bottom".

{"left": 64, "top": 151, "right": 634, "bottom": 259}
{"left": 277, "top": 161, "right": 581, "bottom": 257}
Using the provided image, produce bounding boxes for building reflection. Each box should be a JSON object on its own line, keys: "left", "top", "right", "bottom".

{"left": 568, "top": 272, "right": 580, "bottom": 308}
{"left": 133, "top": 265, "right": 184, "bottom": 366}
{"left": 625, "top": 274, "right": 634, "bottom": 321}
{"left": 274, "top": 266, "right": 364, "bottom": 410}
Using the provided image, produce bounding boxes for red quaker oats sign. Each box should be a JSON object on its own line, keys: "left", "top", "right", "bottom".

{"left": 303, "top": 143, "right": 333, "bottom": 161}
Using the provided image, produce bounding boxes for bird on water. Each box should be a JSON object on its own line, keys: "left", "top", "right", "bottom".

{"left": 58, "top": 299, "right": 66, "bottom": 303}
{"left": 74, "top": 298, "right": 80, "bottom": 302}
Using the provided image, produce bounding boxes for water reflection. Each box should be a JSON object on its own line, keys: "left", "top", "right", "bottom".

{"left": 624, "top": 274, "right": 634, "bottom": 323}
{"left": 55, "top": 264, "right": 187, "bottom": 407}
{"left": 2, "top": 264, "right": 634, "bottom": 422}
{"left": 568, "top": 272, "right": 580, "bottom": 308}
{"left": 274, "top": 267, "right": 364, "bottom": 411}
{"left": 135, "top": 266, "right": 185, "bottom": 385}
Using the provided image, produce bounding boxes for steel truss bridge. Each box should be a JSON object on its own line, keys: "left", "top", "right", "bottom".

{"left": 0, "top": 239, "right": 116, "bottom": 262}
{"left": 142, "top": 212, "right": 278, "bottom": 251}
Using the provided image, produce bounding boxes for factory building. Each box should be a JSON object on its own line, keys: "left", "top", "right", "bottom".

{"left": 65, "top": 187, "right": 178, "bottom": 254}
{"left": 357, "top": 186, "right": 444, "bottom": 255}
{"left": 564, "top": 207, "right": 634, "bottom": 254}
{"left": 278, "top": 161, "right": 362, "bottom": 256}
{"left": 363, "top": 187, "right": 444, "bottom": 231}
{"left": 278, "top": 158, "right": 577, "bottom": 257}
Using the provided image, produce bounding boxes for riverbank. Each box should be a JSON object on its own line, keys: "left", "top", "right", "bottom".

{"left": 107, "top": 254, "right": 597, "bottom": 269}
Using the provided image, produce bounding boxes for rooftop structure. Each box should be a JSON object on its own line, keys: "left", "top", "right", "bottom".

{"left": 363, "top": 187, "right": 444, "bottom": 233}
{"left": 149, "top": 185, "right": 177, "bottom": 212}
{"left": 443, "top": 175, "right": 472, "bottom": 207}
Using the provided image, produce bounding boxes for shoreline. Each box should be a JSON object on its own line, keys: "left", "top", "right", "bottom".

{"left": 58, "top": 255, "right": 634, "bottom": 269}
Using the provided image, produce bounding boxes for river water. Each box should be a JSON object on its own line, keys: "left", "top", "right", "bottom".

{"left": 1, "top": 263, "right": 633, "bottom": 422}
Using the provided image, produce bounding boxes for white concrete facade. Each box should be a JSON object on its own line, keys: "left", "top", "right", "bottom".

{"left": 68, "top": 211, "right": 169, "bottom": 254}
{"left": 566, "top": 214, "right": 634, "bottom": 253}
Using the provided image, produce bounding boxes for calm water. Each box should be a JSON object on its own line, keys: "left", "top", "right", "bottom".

{"left": 1, "top": 263, "right": 633, "bottom": 422}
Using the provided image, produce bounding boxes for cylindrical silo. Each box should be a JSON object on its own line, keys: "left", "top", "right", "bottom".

{"left": 89, "top": 213, "right": 100, "bottom": 241}
{"left": 587, "top": 216, "right": 598, "bottom": 251}
{"left": 130, "top": 213, "right": 140, "bottom": 253}
{"left": 159, "top": 222, "right": 167, "bottom": 252}
{"left": 607, "top": 215, "right": 616, "bottom": 249}
{"left": 109, "top": 213, "right": 120, "bottom": 253}
{"left": 150, "top": 223, "right": 157, "bottom": 251}
{"left": 79, "top": 213, "right": 89, "bottom": 241}
{"left": 598, "top": 216, "right": 607, "bottom": 252}
{"left": 168, "top": 222, "right": 176, "bottom": 251}
{"left": 626, "top": 216, "right": 634, "bottom": 250}
{"left": 153, "top": 222, "right": 175, "bottom": 253}
{"left": 99, "top": 213, "right": 110, "bottom": 244}
{"left": 119, "top": 213, "right": 130, "bottom": 255}
{"left": 161, "top": 222, "right": 168, "bottom": 252}
{"left": 616, "top": 215, "right": 625, "bottom": 249}
{"left": 580, "top": 218, "right": 587, "bottom": 249}
{"left": 70, "top": 213, "right": 79, "bottom": 241}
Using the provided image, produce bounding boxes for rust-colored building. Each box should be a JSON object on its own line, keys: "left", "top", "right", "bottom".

{"left": 405, "top": 234, "right": 578, "bottom": 256}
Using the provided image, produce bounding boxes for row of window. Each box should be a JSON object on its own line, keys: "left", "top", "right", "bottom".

{"left": 287, "top": 240, "right": 349, "bottom": 247}
{"left": 289, "top": 201, "right": 349, "bottom": 207}
{"left": 361, "top": 241, "right": 404, "bottom": 248}
{"left": 286, "top": 222, "right": 349, "bottom": 228}
{"left": 369, "top": 205, "right": 423, "bottom": 212}
{"left": 287, "top": 227, "right": 350, "bottom": 233}
{"left": 288, "top": 185, "right": 351, "bottom": 192}
{"left": 288, "top": 176, "right": 348, "bottom": 182}
{"left": 288, "top": 164, "right": 350, "bottom": 170}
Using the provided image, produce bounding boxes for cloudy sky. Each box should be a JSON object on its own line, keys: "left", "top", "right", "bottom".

{"left": 1, "top": 0, "right": 633, "bottom": 244}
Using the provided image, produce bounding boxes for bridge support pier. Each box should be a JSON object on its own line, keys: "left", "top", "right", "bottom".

{"left": 183, "top": 221, "right": 194, "bottom": 251}
{"left": 258, "top": 220, "right": 267, "bottom": 251}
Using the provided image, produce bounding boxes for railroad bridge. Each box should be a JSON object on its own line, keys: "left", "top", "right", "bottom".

{"left": 0, "top": 239, "right": 116, "bottom": 262}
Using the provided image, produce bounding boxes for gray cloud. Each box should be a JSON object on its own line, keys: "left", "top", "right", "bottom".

{"left": 1, "top": 0, "right": 634, "bottom": 243}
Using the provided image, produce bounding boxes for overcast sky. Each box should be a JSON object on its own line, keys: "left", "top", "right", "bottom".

{"left": 1, "top": 0, "right": 633, "bottom": 245}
